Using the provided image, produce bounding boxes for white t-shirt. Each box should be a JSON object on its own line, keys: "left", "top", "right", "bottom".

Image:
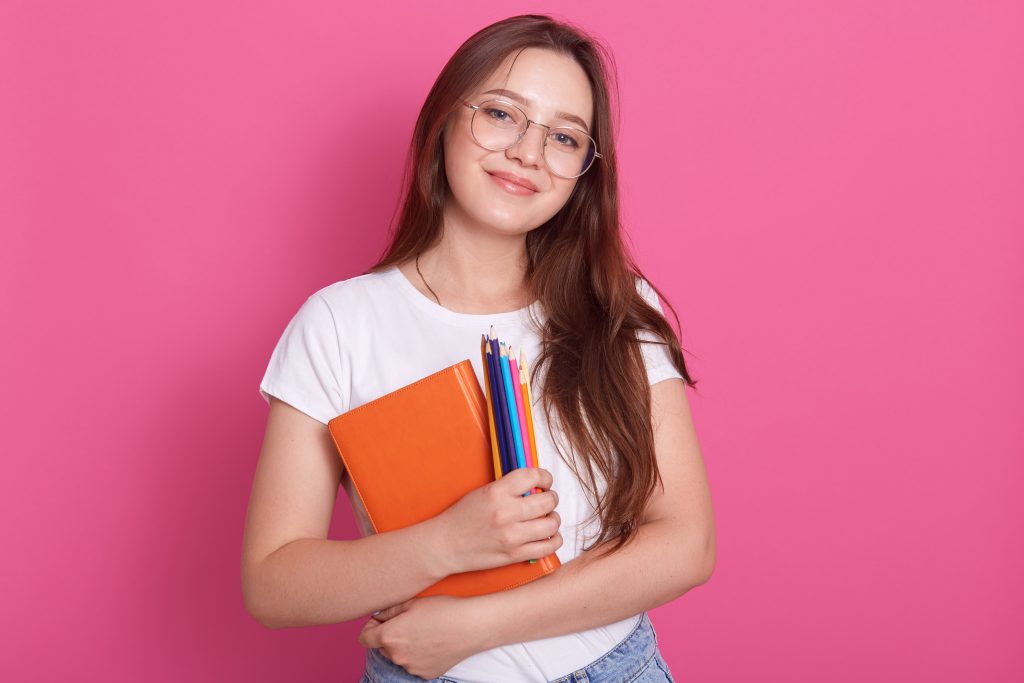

{"left": 258, "top": 264, "right": 683, "bottom": 682}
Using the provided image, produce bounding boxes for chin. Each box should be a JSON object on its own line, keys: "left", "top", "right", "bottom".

{"left": 474, "top": 212, "right": 534, "bottom": 235}
{"left": 486, "top": 218, "right": 531, "bottom": 234}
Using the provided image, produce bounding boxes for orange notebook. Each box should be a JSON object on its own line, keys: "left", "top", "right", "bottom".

{"left": 326, "top": 359, "right": 561, "bottom": 598}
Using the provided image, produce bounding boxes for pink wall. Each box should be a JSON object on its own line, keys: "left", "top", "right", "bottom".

{"left": 2, "top": 1, "right": 1022, "bottom": 680}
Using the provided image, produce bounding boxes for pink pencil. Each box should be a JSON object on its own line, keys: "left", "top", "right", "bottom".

{"left": 508, "top": 347, "right": 536, "bottom": 475}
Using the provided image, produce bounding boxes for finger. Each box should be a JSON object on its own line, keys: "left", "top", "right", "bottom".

{"left": 501, "top": 467, "right": 553, "bottom": 495}
{"left": 517, "top": 512, "right": 561, "bottom": 542}
{"left": 358, "top": 620, "right": 381, "bottom": 649}
{"left": 494, "top": 467, "right": 531, "bottom": 495}
{"left": 515, "top": 530, "right": 563, "bottom": 562}
{"left": 516, "top": 490, "right": 559, "bottom": 522}
{"left": 530, "top": 467, "right": 553, "bottom": 491}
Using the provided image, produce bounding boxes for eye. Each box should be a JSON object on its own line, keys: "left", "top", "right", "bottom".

{"left": 484, "top": 107, "right": 509, "bottom": 122}
{"left": 550, "top": 131, "right": 581, "bottom": 149}
{"left": 479, "top": 103, "right": 521, "bottom": 128}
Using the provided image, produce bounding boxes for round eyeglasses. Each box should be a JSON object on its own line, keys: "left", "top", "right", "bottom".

{"left": 461, "top": 99, "right": 603, "bottom": 179}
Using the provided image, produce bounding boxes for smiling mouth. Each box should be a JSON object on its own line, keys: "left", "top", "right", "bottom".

{"left": 487, "top": 171, "right": 538, "bottom": 195}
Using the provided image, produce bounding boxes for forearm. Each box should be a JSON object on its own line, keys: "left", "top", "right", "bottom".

{"left": 474, "top": 518, "right": 713, "bottom": 648}
{"left": 246, "top": 518, "right": 450, "bottom": 629}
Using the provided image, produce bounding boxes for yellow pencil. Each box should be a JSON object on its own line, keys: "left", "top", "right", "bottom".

{"left": 481, "top": 334, "right": 502, "bottom": 480}
{"left": 519, "top": 348, "right": 542, "bottom": 494}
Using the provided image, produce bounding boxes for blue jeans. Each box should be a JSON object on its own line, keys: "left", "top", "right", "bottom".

{"left": 360, "top": 612, "right": 676, "bottom": 683}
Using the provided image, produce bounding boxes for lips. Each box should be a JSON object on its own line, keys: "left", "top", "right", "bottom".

{"left": 487, "top": 170, "right": 538, "bottom": 192}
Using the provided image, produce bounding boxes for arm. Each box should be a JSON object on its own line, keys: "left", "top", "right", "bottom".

{"left": 470, "top": 377, "right": 716, "bottom": 647}
{"left": 241, "top": 398, "right": 450, "bottom": 628}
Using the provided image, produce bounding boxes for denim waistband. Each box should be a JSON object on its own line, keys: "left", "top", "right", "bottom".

{"left": 550, "top": 612, "right": 657, "bottom": 683}
{"left": 362, "top": 612, "right": 659, "bottom": 683}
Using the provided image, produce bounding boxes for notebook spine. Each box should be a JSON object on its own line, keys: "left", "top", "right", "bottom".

{"left": 453, "top": 362, "right": 488, "bottom": 439}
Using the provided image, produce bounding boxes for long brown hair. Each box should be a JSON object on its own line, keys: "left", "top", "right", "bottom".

{"left": 368, "top": 14, "right": 697, "bottom": 555}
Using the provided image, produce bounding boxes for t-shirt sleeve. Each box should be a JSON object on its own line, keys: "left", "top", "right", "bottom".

{"left": 258, "top": 293, "right": 348, "bottom": 424}
{"left": 635, "top": 277, "right": 685, "bottom": 386}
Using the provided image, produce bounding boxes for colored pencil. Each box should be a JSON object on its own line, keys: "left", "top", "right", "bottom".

{"left": 516, "top": 348, "right": 540, "bottom": 561}
{"left": 508, "top": 347, "right": 535, "bottom": 497}
{"left": 490, "top": 329, "right": 516, "bottom": 475}
{"left": 486, "top": 332, "right": 511, "bottom": 475}
{"left": 499, "top": 343, "right": 527, "bottom": 471}
{"left": 481, "top": 335, "right": 502, "bottom": 479}
{"left": 519, "top": 349, "right": 542, "bottom": 495}
{"left": 508, "top": 347, "right": 531, "bottom": 467}
{"left": 488, "top": 334, "right": 542, "bottom": 562}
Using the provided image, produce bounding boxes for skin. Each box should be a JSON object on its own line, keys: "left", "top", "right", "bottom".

{"left": 240, "top": 46, "right": 715, "bottom": 680}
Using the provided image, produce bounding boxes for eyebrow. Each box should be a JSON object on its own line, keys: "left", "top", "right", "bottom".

{"left": 481, "top": 88, "right": 591, "bottom": 133}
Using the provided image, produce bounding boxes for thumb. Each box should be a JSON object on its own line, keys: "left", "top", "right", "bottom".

{"left": 358, "top": 618, "right": 382, "bottom": 648}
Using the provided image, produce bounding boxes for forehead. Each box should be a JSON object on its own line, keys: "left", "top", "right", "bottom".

{"left": 475, "top": 48, "right": 594, "bottom": 129}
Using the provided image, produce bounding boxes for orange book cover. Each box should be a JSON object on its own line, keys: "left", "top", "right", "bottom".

{"left": 326, "top": 359, "right": 561, "bottom": 598}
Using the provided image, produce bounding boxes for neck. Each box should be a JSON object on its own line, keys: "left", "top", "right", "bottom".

{"left": 409, "top": 206, "right": 534, "bottom": 313}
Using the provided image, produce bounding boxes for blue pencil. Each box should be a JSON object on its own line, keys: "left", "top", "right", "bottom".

{"left": 499, "top": 343, "right": 527, "bottom": 470}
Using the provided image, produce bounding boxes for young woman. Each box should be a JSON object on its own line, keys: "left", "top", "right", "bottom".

{"left": 243, "top": 14, "right": 715, "bottom": 683}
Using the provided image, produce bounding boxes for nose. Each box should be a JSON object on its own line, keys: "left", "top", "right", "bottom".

{"left": 505, "top": 120, "right": 547, "bottom": 169}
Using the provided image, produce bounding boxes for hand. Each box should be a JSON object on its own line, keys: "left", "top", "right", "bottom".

{"left": 358, "top": 595, "right": 490, "bottom": 678}
{"left": 433, "top": 467, "right": 562, "bottom": 575}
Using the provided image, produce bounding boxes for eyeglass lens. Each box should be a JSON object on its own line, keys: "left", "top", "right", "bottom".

{"left": 471, "top": 100, "right": 597, "bottom": 178}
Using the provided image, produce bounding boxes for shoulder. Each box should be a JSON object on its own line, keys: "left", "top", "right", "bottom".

{"left": 308, "top": 267, "right": 399, "bottom": 319}
{"left": 632, "top": 274, "right": 664, "bottom": 311}
{"left": 275, "top": 268, "right": 399, "bottom": 344}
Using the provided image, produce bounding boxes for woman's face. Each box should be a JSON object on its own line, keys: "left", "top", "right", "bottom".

{"left": 441, "top": 47, "right": 594, "bottom": 237}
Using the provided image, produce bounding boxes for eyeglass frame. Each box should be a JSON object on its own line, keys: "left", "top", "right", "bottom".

{"left": 460, "top": 99, "right": 604, "bottom": 179}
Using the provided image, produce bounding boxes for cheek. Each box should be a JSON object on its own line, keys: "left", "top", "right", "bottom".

{"left": 545, "top": 179, "right": 578, "bottom": 213}
{"left": 443, "top": 132, "right": 486, "bottom": 189}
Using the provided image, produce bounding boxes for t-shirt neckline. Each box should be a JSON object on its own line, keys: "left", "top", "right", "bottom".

{"left": 385, "top": 264, "right": 542, "bottom": 328}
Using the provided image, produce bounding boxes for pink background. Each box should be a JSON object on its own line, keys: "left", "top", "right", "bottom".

{"left": 2, "top": 1, "right": 1022, "bottom": 680}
